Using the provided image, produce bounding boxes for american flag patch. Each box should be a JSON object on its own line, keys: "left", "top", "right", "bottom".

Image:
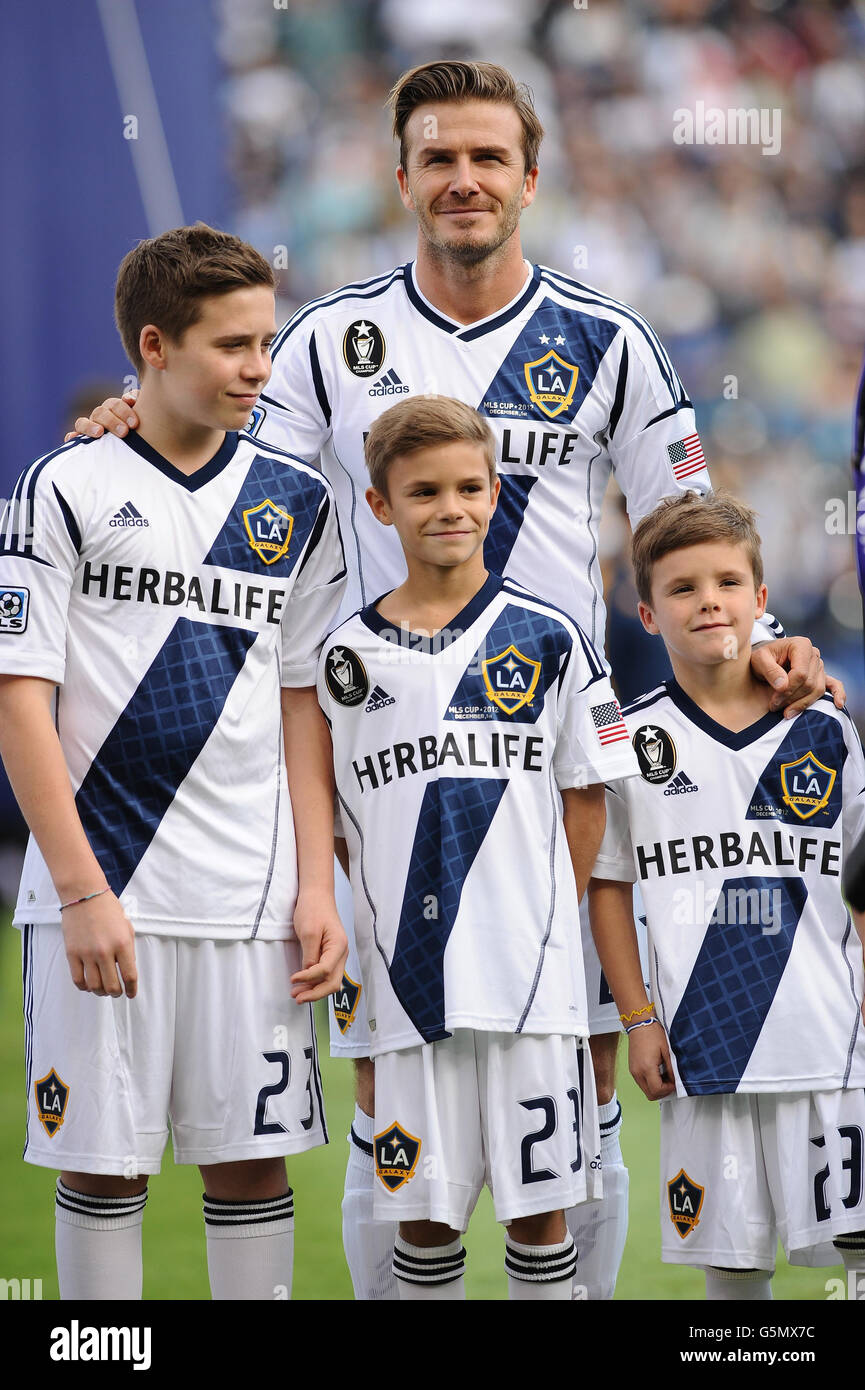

{"left": 667, "top": 434, "right": 707, "bottom": 480}
{"left": 590, "top": 700, "right": 628, "bottom": 746}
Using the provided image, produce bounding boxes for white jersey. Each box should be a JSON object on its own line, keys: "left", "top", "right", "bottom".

{"left": 595, "top": 684, "right": 865, "bottom": 1096}
{"left": 317, "top": 573, "right": 639, "bottom": 1056}
{"left": 254, "top": 260, "right": 710, "bottom": 649}
{"left": 0, "top": 429, "right": 346, "bottom": 939}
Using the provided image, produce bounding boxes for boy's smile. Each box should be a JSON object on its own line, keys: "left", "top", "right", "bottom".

{"left": 366, "top": 441, "right": 500, "bottom": 572}
{"left": 638, "top": 540, "right": 768, "bottom": 670}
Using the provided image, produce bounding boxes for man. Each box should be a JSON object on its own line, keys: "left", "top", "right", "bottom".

{"left": 75, "top": 60, "right": 835, "bottom": 1300}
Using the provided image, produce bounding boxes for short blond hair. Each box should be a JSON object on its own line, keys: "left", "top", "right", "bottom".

{"left": 387, "top": 60, "right": 544, "bottom": 174}
{"left": 631, "top": 491, "right": 763, "bottom": 605}
{"left": 364, "top": 396, "right": 497, "bottom": 497}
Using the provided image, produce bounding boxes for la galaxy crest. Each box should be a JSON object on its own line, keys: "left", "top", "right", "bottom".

{"left": 243, "top": 499, "right": 293, "bottom": 565}
{"left": 35, "top": 1068, "right": 69, "bottom": 1138}
{"left": 779, "top": 751, "right": 836, "bottom": 821}
{"left": 523, "top": 350, "right": 579, "bottom": 420}
{"left": 667, "top": 1168, "right": 704, "bottom": 1239}
{"left": 482, "top": 644, "right": 541, "bottom": 715}
{"left": 375, "top": 1122, "right": 421, "bottom": 1192}
{"left": 332, "top": 971, "right": 362, "bottom": 1035}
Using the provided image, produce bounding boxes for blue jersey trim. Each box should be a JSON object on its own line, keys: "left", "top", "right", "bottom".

{"left": 308, "top": 333, "right": 331, "bottom": 427}
{"left": 665, "top": 679, "right": 784, "bottom": 750}
{"left": 121, "top": 430, "right": 239, "bottom": 491}
{"left": 360, "top": 572, "right": 505, "bottom": 652}
{"left": 270, "top": 267, "right": 405, "bottom": 361}
{"left": 53, "top": 484, "right": 81, "bottom": 553}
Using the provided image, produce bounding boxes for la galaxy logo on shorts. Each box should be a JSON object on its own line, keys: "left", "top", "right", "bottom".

{"left": 325, "top": 646, "right": 370, "bottom": 707}
{"left": 332, "top": 971, "right": 362, "bottom": 1035}
{"left": 523, "top": 349, "right": 579, "bottom": 419}
{"left": 342, "top": 319, "right": 386, "bottom": 378}
{"left": 667, "top": 1168, "right": 704, "bottom": 1238}
{"left": 481, "top": 644, "right": 541, "bottom": 715}
{"left": 779, "top": 751, "right": 836, "bottom": 821}
{"left": 35, "top": 1068, "right": 69, "bottom": 1138}
{"left": 375, "top": 1122, "right": 421, "bottom": 1192}
{"left": 242, "top": 499, "right": 293, "bottom": 565}
{"left": 633, "top": 725, "right": 677, "bottom": 785}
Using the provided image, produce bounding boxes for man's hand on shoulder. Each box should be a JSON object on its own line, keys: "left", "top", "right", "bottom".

{"left": 750, "top": 636, "right": 846, "bottom": 717}
{"left": 290, "top": 888, "right": 348, "bottom": 1004}
{"left": 61, "top": 890, "right": 138, "bottom": 998}
{"left": 64, "top": 390, "right": 140, "bottom": 442}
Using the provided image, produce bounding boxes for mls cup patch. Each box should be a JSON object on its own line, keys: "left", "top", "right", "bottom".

{"left": 324, "top": 646, "right": 369, "bottom": 708}
{"left": 633, "top": 724, "right": 677, "bottom": 784}
{"left": 332, "top": 972, "right": 362, "bottom": 1035}
{"left": 523, "top": 350, "right": 579, "bottom": 419}
{"left": 243, "top": 499, "right": 293, "bottom": 565}
{"left": 482, "top": 644, "right": 541, "bottom": 715}
{"left": 667, "top": 1168, "right": 704, "bottom": 1239}
{"left": 35, "top": 1069, "right": 69, "bottom": 1138}
{"left": 342, "top": 320, "right": 386, "bottom": 378}
{"left": 375, "top": 1122, "right": 421, "bottom": 1192}
{"left": 779, "top": 752, "right": 836, "bottom": 821}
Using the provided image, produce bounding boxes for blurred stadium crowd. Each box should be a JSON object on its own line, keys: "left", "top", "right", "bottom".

{"left": 219, "top": 0, "right": 865, "bottom": 710}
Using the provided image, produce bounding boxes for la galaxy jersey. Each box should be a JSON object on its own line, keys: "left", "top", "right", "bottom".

{"left": 0, "top": 429, "right": 346, "bottom": 938}
{"left": 253, "top": 261, "right": 709, "bottom": 650}
{"left": 317, "top": 573, "right": 640, "bottom": 1056}
{"left": 595, "top": 683, "right": 865, "bottom": 1096}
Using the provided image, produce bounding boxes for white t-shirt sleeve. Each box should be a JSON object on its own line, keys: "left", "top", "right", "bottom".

{"left": 280, "top": 488, "right": 347, "bottom": 687}
{"left": 250, "top": 317, "right": 331, "bottom": 463}
{"left": 593, "top": 785, "right": 638, "bottom": 883}
{"left": 554, "top": 626, "right": 641, "bottom": 788}
{"left": 0, "top": 462, "right": 78, "bottom": 684}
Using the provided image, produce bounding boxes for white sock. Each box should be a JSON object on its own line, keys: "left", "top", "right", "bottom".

{"left": 506, "top": 1234, "right": 577, "bottom": 1300}
{"left": 393, "top": 1235, "right": 466, "bottom": 1300}
{"left": 55, "top": 1178, "right": 147, "bottom": 1300}
{"left": 342, "top": 1104, "right": 398, "bottom": 1300}
{"left": 705, "top": 1267, "right": 773, "bottom": 1301}
{"left": 834, "top": 1233, "right": 865, "bottom": 1296}
{"left": 568, "top": 1094, "right": 629, "bottom": 1300}
{"left": 204, "top": 1190, "right": 294, "bottom": 1300}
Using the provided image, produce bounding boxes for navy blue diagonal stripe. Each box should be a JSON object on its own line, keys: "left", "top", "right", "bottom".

{"left": 445, "top": 603, "right": 571, "bottom": 725}
{"left": 75, "top": 618, "right": 256, "bottom": 895}
{"left": 478, "top": 300, "right": 618, "bottom": 425}
{"left": 203, "top": 453, "right": 327, "bottom": 576}
{"left": 670, "top": 875, "right": 808, "bottom": 1094}
{"left": 389, "top": 777, "right": 508, "bottom": 1042}
{"left": 483, "top": 474, "right": 537, "bottom": 576}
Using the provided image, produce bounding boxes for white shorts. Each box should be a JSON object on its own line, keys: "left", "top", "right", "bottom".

{"left": 660, "top": 1089, "right": 865, "bottom": 1269}
{"left": 372, "top": 1031, "right": 602, "bottom": 1232}
{"left": 328, "top": 871, "right": 625, "bottom": 1057}
{"left": 22, "top": 925, "right": 327, "bottom": 1175}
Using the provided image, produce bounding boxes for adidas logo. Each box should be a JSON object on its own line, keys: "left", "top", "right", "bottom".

{"left": 663, "top": 771, "right": 699, "bottom": 796}
{"left": 109, "top": 501, "right": 149, "bottom": 528}
{"left": 365, "top": 684, "right": 396, "bottom": 712}
{"left": 368, "top": 369, "right": 409, "bottom": 397}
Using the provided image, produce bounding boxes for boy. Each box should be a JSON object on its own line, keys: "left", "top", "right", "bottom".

{"left": 0, "top": 224, "right": 347, "bottom": 1300}
{"left": 589, "top": 490, "right": 865, "bottom": 1299}
{"left": 316, "top": 396, "right": 640, "bottom": 1299}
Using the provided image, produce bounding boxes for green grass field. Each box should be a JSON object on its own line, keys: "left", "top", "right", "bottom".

{"left": 0, "top": 919, "right": 844, "bottom": 1300}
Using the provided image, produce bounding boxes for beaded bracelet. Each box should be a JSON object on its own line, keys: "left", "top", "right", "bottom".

{"left": 624, "top": 1017, "right": 661, "bottom": 1035}
{"left": 59, "top": 887, "right": 110, "bottom": 912}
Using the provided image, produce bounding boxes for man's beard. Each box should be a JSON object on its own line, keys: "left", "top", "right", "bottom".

{"left": 415, "top": 190, "right": 524, "bottom": 267}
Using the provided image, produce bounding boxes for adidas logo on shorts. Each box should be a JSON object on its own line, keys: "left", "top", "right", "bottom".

{"left": 365, "top": 684, "right": 396, "bottom": 712}
{"left": 663, "top": 770, "right": 699, "bottom": 795}
{"left": 109, "top": 501, "right": 149, "bottom": 528}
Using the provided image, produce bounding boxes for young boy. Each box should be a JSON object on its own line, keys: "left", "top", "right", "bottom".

{"left": 588, "top": 490, "right": 865, "bottom": 1299}
{"left": 316, "top": 395, "right": 640, "bottom": 1300}
{"left": 0, "top": 224, "right": 347, "bottom": 1300}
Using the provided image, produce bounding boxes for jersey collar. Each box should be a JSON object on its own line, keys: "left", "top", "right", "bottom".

{"left": 402, "top": 262, "right": 541, "bottom": 341}
{"left": 122, "top": 429, "right": 239, "bottom": 491}
{"left": 665, "top": 678, "right": 785, "bottom": 750}
{"left": 360, "top": 571, "right": 505, "bottom": 654}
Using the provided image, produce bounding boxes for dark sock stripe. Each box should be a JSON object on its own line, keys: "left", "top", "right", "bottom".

{"left": 349, "top": 1124, "right": 374, "bottom": 1156}
{"left": 599, "top": 1102, "right": 622, "bottom": 1132}
{"left": 505, "top": 1239, "right": 576, "bottom": 1283}
{"left": 56, "top": 1181, "right": 148, "bottom": 1213}
{"left": 393, "top": 1244, "right": 466, "bottom": 1285}
{"left": 203, "top": 1191, "right": 294, "bottom": 1228}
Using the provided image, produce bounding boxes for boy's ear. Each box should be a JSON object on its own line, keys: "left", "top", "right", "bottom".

{"left": 637, "top": 600, "right": 660, "bottom": 635}
{"left": 139, "top": 324, "right": 169, "bottom": 372}
{"left": 489, "top": 476, "right": 501, "bottom": 514}
{"left": 754, "top": 582, "right": 768, "bottom": 620}
{"left": 365, "top": 485, "right": 393, "bottom": 525}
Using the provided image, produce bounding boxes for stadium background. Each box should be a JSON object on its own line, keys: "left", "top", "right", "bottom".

{"left": 1, "top": 0, "right": 862, "bottom": 1299}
